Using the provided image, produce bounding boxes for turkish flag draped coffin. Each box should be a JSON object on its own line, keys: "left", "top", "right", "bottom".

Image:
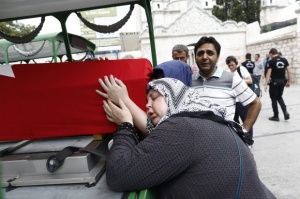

{"left": 0, "top": 59, "right": 152, "bottom": 141}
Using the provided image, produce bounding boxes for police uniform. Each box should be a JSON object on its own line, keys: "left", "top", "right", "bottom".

{"left": 267, "top": 56, "right": 290, "bottom": 120}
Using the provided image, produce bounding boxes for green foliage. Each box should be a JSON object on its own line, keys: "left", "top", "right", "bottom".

{"left": 213, "top": 0, "right": 261, "bottom": 24}
{"left": 0, "top": 21, "right": 36, "bottom": 39}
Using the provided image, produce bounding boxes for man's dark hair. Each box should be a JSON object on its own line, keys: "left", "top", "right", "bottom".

{"left": 194, "top": 36, "right": 221, "bottom": 57}
{"left": 172, "top": 44, "right": 189, "bottom": 55}
{"left": 226, "top": 56, "right": 238, "bottom": 65}
{"left": 246, "top": 53, "right": 251, "bottom": 59}
{"left": 269, "top": 48, "right": 278, "bottom": 55}
{"left": 255, "top": 53, "right": 260, "bottom": 58}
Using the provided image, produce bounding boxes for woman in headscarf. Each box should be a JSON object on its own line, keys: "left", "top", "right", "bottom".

{"left": 97, "top": 60, "right": 193, "bottom": 134}
{"left": 104, "top": 78, "right": 275, "bottom": 199}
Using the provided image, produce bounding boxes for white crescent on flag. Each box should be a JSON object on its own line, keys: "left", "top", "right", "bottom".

{"left": 0, "top": 65, "right": 15, "bottom": 78}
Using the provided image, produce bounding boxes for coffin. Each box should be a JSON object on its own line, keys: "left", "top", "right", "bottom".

{"left": 0, "top": 59, "right": 152, "bottom": 141}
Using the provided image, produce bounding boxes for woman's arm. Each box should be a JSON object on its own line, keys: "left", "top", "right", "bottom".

{"left": 106, "top": 118, "right": 194, "bottom": 192}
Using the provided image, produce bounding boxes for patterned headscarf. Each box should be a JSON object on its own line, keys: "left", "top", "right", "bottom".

{"left": 146, "top": 78, "right": 229, "bottom": 134}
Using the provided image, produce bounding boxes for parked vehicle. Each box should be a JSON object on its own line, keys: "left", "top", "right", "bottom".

{"left": 0, "top": 1, "right": 156, "bottom": 198}
{"left": 0, "top": 32, "right": 96, "bottom": 64}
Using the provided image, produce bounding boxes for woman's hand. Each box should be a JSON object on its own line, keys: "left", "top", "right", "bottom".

{"left": 103, "top": 99, "right": 133, "bottom": 125}
{"left": 96, "top": 75, "right": 130, "bottom": 106}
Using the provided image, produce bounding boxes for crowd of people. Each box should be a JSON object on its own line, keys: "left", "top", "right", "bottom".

{"left": 95, "top": 36, "right": 291, "bottom": 198}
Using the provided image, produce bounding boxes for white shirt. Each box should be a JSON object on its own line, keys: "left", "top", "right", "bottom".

{"left": 253, "top": 60, "right": 264, "bottom": 76}
{"left": 233, "top": 66, "right": 251, "bottom": 103}
{"left": 192, "top": 67, "right": 256, "bottom": 119}
{"left": 235, "top": 66, "right": 251, "bottom": 79}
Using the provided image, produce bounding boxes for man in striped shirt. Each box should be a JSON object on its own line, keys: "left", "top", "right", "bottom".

{"left": 192, "top": 36, "right": 261, "bottom": 139}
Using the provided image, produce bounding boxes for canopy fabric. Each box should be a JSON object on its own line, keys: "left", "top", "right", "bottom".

{"left": 0, "top": 32, "right": 96, "bottom": 64}
{"left": 0, "top": 0, "right": 157, "bottom": 66}
{"left": 0, "top": 0, "right": 148, "bottom": 22}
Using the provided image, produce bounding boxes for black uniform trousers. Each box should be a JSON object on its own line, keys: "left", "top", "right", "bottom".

{"left": 269, "top": 79, "right": 287, "bottom": 116}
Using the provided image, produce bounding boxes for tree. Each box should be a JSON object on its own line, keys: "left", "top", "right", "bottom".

{"left": 212, "top": 0, "right": 261, "bottom": 24}
{"left": 0, "top": 21, "right": 36, "bottom": 39}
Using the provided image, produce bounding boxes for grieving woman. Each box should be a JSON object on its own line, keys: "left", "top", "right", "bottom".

{"left": 103, "top": 78, "right": 275, "bottom": 199}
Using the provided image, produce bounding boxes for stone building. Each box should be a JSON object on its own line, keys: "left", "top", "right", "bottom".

{"left": 139, "top": 0, "right": 300, "bottom": 84}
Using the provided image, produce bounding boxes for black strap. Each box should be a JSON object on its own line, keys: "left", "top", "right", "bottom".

{"left": 46, "top": 134, "right": 112, "bottom": 173}
{"left": 172, "top": 111, "right": 254, "bottom": 146}
{"left": 237, "top": 67, "right": 242, "bottom": 78}
{"left": 237, "top": 67, "right": 253, "bottom": 88}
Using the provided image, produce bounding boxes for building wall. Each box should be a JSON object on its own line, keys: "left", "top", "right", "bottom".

{"left": 260, "top": 1, "right": 297, "bottom": 27}
{"left": 141, "top": 4, "right": 247, "bottom": 68}
{"left": 140, "top": 0, "right": 300, "bottom": 84}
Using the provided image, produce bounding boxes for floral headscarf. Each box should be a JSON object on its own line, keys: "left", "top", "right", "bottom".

{"left": 146, "top": 78, "right": 230, "bottom": 134}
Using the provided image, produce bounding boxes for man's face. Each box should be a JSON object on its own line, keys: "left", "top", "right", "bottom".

{"left": 172, "top": 51, "right": 189, "bottom": 63}
{"left": 227, "top": 60, "right": 237, "bottom": 73}
{"left": 255, "top": 55, "right": 259, "bottom": 61}
{"left": 195, "top": 43, "right": 218, "bottom": 78}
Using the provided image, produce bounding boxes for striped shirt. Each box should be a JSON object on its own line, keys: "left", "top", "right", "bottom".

{"left": 192, "top": 67, "right": 256, "bottom": 119}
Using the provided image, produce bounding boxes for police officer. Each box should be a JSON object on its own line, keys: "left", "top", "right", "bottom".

{"left": 264, "top": 48, "right": 291, "bottom": 121}
{"left": 241, "top": 53, "right": 255, "bottom": 74}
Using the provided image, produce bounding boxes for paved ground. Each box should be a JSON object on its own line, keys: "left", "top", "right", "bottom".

{"left": 251, "top": 83, "right": 300, "bottom": 198}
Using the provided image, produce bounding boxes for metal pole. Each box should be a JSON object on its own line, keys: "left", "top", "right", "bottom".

{"left": 53, "top": 13, "right": 73, "bottom": 62}
{"left": 140, "top": 0, "right": 157, "bottom": 66}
